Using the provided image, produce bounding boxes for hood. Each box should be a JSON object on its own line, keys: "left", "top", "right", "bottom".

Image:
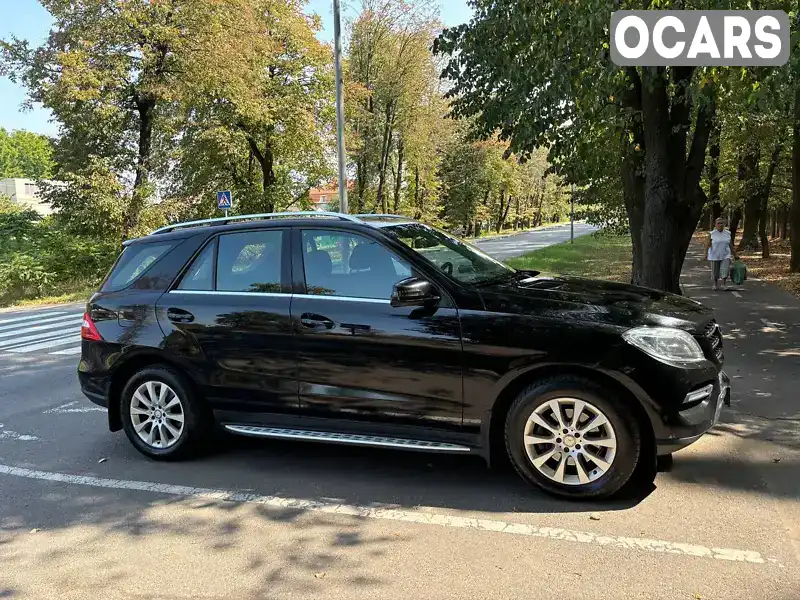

{"left": 480, "top": 272, "right": 713, "bottom": 332}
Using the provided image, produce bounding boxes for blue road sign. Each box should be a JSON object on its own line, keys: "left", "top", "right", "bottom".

{"left": 217, "top": 190, "right": 233, "bottom": 210}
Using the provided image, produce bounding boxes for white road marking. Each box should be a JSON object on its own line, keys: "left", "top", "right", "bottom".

{"left": 51, "top": 346, "right": 83, "bottom": 356}
{"left": 8, "top": 334, "right": 81, "bottom": 353}
{"left": 45, "top": 401, "right": 105, "bottom": 414}
{"left": 0, "top": 424, "right": 39, "bottom": 442}
{"left": 0, "top": 329, "right": 81, "bottom": 348}
{"left": 0, "top": 319, "right": 82, "bottom": 340}
{"left": 0, "top": 311, "right": 68, "bottom": 326}
{"left": 0, "top": 313, "right": 82, "bottom": 333}
{"left": 0, "top": 463, "right": 769, "bottom": 565}
{"left": 732, "top": 292, "right": 742, "bottom": 298}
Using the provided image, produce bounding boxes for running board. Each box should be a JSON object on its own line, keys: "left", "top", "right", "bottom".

{"left": 223, "top": 425, "right": 472, "bottom": 453}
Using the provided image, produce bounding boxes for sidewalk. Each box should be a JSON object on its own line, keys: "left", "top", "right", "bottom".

{"left": 680, "top": 241, "right": 800, "bottom": 562}
{"left": 681, "top": 242, "right": 800, "bottom": 422}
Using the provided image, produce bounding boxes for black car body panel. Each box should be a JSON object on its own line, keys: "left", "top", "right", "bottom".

{"left": 79, "top": 215, "right": 728, "bottom": 463}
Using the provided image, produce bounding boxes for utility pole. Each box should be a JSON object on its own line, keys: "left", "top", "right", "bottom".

{"left": 570, "top": 183, "right": 575, "bottom": 244}
{"left": 333, "top": 0, "right": 348, "bottom": 214}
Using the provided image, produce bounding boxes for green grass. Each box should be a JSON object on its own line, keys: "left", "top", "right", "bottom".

{"left": 506, "top": 233, "right": 632, "bottom": 282}
{"left": 1, "top": 281, "right": 97, "bottom": 309}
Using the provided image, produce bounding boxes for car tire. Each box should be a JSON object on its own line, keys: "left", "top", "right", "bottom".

{"left": 504, "top": 376, "right": 641, "bottom": 500}
{"left": 120, "top": 366, "right": 211, "bottom": 460}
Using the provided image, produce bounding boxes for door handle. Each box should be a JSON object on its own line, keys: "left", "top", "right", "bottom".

{"left": 167, "top": 308, "right": 195, "bottom": 324}
{"left": 300, "top": 313, "right": 335, "bottom": 329}
{"left": 341, "top": 323, "right": 371, "bottom": 333}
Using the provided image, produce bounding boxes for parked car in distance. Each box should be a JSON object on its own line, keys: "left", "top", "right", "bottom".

{"left": 79, "top": 212, "right": 730, "bottom": 500}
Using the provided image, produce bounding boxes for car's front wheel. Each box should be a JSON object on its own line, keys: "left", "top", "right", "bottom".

{"left": 120, "top": 366, "right": 210, "bottom": 460}
{"left": 505, "top": 376, "right": 642, "bottom": 500}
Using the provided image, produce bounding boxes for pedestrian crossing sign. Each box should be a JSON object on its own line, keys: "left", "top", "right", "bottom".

{"left": 217, "top": 190, "right": 233, "bottom": 210}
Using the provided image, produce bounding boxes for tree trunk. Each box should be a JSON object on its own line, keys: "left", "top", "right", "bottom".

{"left": 729, "top": 206, "right": 742, "bottom": 244}
{"left": 246, "top": 137, "right": 276, "bottom": 213}
{"left": 619, "top": 68, "right": 646, "bottom": 285}
{"left": 738, "top": 138, "right": 762, "bottom": 251}
{"left": 495, "top": 190, "right": 508, "bottom": 233}
{"left": 703, "top": 120, "right": 722, "bottom": 231}
{"left": 376, "top": 101, "right": 394, "bottom": 213}
{"left": 792, "top": 83, "right": 800, "bottom": 272}
{"left": 123, "top": 95, "right": 155, "bottom": 238}
{"left": 534, "top": 190, "right": 544, "bottom": 228}
{"left": 782, "top": 206, "right": 789, "bottom": 240}
{"left": 393, "top": 138, "right": 404, "bottom": 213}
{"left": 622, "top": 131, "right": 646, "bottom": 286}
{"left": 758, "top": 140, "right": 782, "bottom": 258}
{"left": 640, "top": 67, "right": 680, "bottom": 293}
{"left": 770, "top": 209, "right": 778, "bottom": 239}
{"left": 758, "top": 193, "right": 770, "bottom": 258}
{"left": 639, "top": 67, "right": 715, "bottom": 293}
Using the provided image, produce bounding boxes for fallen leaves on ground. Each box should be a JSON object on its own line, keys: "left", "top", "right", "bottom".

{"left": 737, "top": 239, "right": 800, "bottom": 299}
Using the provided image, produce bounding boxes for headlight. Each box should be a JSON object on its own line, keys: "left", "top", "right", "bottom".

{"left": 622, "top": 327, "right": 706, "bottom": 364}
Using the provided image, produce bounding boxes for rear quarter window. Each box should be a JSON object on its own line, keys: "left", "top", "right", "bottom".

{"left": 102, "top": 242, "right": 176, "bottom": 292}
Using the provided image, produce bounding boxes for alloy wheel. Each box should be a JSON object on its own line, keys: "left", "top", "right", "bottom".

{"left": 523, "top": 397, "right": 618, "bottom": 486}
{"left": 129, "top": 381, "right": 186, "bottom": 449}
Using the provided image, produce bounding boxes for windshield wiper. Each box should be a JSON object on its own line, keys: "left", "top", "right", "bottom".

{"left": 474, "top": 270, "right": 520, "bottom": 287}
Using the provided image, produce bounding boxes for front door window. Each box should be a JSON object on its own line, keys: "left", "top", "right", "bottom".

{"left": 301, "top": 230, "right": 412, "bottom": 300}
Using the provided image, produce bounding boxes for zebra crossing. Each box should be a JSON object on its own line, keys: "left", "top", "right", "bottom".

{"left": 0, "top": 308, "right": 83, "bottom": 357}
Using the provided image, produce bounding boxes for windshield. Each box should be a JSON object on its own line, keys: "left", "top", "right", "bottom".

{"left": 383, "top": 223, "right": 516, "bottom": 285}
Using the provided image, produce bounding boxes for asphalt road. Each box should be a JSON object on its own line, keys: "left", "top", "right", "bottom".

{"left": 473, "top": 222, "right": 598, "bottom": 260}
{"left": 0, "top": 232, "right": 798, "bottom": 600}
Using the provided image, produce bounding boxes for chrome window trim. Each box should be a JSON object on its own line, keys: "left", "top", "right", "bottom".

{"left": 169, "top": 290, "right": 288, "bottom": 298}
{"left": 168, "top": 290, "right": 390, "bottom": 304}
{"left": 296, "top": 294, "right": 390, "bottom": 304}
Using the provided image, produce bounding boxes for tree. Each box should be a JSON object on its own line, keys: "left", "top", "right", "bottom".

{"left": 347, "top": 0, "right": 442, "bottom": 214}
{"left": 2, "top": 0, "right": 205, "bottom": 237}
{"left": 437, "top": 0, "right": 791, "bottom": 293}
{"left": 176, "top": 0, "right": 336, "bottom": 214}
{"left": 0, "top": 128, "right": 54, "bottom": 179}
{"left": 791, "top": 9, "right": 800, "bottom": 273}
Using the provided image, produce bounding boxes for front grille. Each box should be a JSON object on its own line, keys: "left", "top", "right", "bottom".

{"left": 704, "top": 319, "right": 724, "bottom": 362}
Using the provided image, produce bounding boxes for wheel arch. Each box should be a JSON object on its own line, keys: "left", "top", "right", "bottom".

{"left": 107, "top": 351, "right": 202, "bottom": 432}
{"left": 486, "top": 363, "right": 657, "bottom": 466}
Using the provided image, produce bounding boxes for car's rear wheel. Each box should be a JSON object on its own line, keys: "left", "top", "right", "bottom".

{"left": 121, "top": 366, "right": 210, "bottom": 460}
{"left": 505, "top": 376, "right": 641, "bottom": 500}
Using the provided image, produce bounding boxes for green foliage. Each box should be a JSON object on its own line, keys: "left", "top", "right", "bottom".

{"left": 0, "top": 193, "right": 117, "bottom": 304}
{"left": 0, "top": 128, "right": 54, "bottom": 179}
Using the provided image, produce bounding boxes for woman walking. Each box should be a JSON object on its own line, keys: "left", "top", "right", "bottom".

{"left": 706, "top": 218, "right": 736, "bottom": 291}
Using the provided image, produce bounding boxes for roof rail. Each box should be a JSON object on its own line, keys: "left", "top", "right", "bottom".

{"left": 149, "top": 211, "right": 363, "bottom": 236}
{"left": 354, "top": 214, "right": 412, "bottom": 220}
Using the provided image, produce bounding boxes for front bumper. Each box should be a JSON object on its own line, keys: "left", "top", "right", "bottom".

{"left": 656, "top": 370, "right": 730, "bottom": 455}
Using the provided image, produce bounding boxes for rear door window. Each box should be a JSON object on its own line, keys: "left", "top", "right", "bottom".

{"left": 102, "top": 242, "right": 175, "bottom": 291}
{"left": 216, "top": 230, "right": 284, "bottom": 293}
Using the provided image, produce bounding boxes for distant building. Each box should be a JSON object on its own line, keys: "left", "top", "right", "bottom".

{"left": 308, "top": 180, "right": 354, "bottom": 212}
{"left": 0, "top": 178, "right": 55, "bottom": 216}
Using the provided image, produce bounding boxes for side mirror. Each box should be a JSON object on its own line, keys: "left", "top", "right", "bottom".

{"left": 391, "top": 277, "right": 440, "bottom": 308}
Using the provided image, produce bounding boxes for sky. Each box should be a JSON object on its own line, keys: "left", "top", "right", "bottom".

{"left": 0, "top": 0, "right": 473, "bottom": 137}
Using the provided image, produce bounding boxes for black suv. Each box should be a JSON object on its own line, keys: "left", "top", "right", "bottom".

{"left": 79, "top": 212, "right": 730, "bottom": 499}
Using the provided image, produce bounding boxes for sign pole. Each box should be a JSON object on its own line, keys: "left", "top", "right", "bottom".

{"left": 570, "top": 183, "right": 575, "bottom": 244}
{"left": 333, "top": 0, "right": 348, "bottom": 214}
